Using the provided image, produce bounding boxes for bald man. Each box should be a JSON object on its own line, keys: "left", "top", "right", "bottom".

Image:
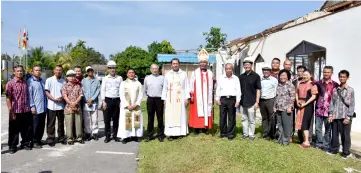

{"left": 144, "top": 64, "right": 165, "bottom": 142}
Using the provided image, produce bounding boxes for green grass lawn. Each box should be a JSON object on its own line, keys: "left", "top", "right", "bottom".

{"left": 137, "top": 102, "right": 361, "bottom": 173}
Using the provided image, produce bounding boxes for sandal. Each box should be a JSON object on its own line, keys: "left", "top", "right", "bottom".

{"left": 300, "top": 143, "right": 310, "bottom": 148}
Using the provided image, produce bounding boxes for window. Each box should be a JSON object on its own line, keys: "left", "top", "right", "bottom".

{"left": 286, "top": 41, "right": 326, "bottom": 81}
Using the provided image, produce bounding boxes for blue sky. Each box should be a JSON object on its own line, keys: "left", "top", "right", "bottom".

{"left": 1, "top": 1, "right": 324, "bottom": 58}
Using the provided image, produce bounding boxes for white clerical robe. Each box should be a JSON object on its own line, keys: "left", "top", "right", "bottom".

{"left": 117, "top": 79, "right": 143, "bottom": 139}
{"left": 189, "top": 68, "right": 213, "bottom": 127}
{"left": 161, "top": 69, "right": 190, "bottom": 136}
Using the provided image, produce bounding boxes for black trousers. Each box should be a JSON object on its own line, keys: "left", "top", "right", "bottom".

{"left": 146, "top": 97, "right": 164, "bottom": 138}
{"left": 103, "top": 97, "right": 120, "bottom": 138}
{"left": 330, "top": 119, "right": 352, "bottom": 155}
{"left": 46, "top": 109, "right": 65, "bottom": 143}
{"left": 33, "top": 112, "right": 46, "bottom": 144}
{"left": 219, "top": 97, "right": 236, "bottom": 138}
{"left": 8, "top": 112, "right": 33, "bottom": 149}
{"left": 259, "top": 98, "right": 275, "bottom": 138}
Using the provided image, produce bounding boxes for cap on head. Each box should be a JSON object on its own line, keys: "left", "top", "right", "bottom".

{"left": 198, "top": 49, "right": 209, "bottom": 62}
{"left": 243, "top": 57, "right": 253, "bottom": 64}
{"left": 262, "top": 63, "right": 271, "bottom": 70}
{"left": 85, "top": 66, "right": 93, "bottom": 72}
{"left": 66, "top": 70, "right": 76, "bottom": 76}
{"left": 107, "top": 60, "right": 116, "bottom": 68}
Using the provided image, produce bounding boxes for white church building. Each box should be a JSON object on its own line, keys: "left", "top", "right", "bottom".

{"left": 216, "top": 1, "right": 361, "bottom": 133}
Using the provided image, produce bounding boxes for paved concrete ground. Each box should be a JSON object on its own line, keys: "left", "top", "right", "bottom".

{"left": 1, "top": 97, "right": 139, "bottom": 173}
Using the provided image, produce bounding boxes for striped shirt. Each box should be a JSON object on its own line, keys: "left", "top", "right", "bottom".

{"left": 27, "top": 76, "right": 47, "bottom": 114}
{"left": 328, "top": 85, "right": 355, "bottom": 119}
{"left": 82, "top": 77, "right": 101, "bottom": 105}
{"left": 5, "top": 78, "right": 31, "bottom": 113}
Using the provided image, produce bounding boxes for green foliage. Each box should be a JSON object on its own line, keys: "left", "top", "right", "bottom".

{"left": 111, "top": 46, "right": 153, "bottom": 79}
{"left": 147, "top": 40, "right": 176, "bottom": 74}
{"left": 201, "top": 27, "right": 227, "bottom": 52}
{"left": 28, "top": 46, "right": 56, "bottom": 71}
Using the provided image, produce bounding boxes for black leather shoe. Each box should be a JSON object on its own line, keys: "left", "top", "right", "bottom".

{"left": 33, "top": 143, "right": 43, "bottom": 149}
{"left": 104, "top": 138, "right": 111, "bottom": 143}
{"left": 10, "top": 149, "right": 17, "bottom": 154}
{"left": 158, "top": 137, "right": 164, "bottom": 142}
{"left": 68, "top": 141, "right": 74, "bottom": 145}
{"left": 134, "top": 137, "right": 140, "bottom": 142}
{"left": 122, "top": 138, "right": 128, "bottom": 144}
{"left": 113, "top": 137, "right": 121, "bottom": 142}
{"left": 145, "top": 137, "right": 152, "bottom": 142}
{"left": 48, "top": 142, "right": 55, "bottom": 147}
{"left": 60, "top": 141, "right": 67, "bottom": 145}
{"left": 228, "top": 136, "right": 235, "bottom": 141}
{"left": 93, "top": 135, "right": 99, "bottom": 141}
{"left": 78, "top": 140, "right": 85, "bottom": 144}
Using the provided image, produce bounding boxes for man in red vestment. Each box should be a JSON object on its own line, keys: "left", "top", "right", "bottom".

{"left": 189, "top": 49, "right": 214, "bottom": 135}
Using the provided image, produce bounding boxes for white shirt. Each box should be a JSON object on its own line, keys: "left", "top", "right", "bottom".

{"left": 216, "top": 75, "right": 241, "bottom": 102}
{"left": 261, "top": 76, "right": 278, "bottom": 99}
{"left": 45, "top": 76, "right": 66, "bottom": 111}
{"left": 101, "top": 74, "right": 123, "bottom": 100}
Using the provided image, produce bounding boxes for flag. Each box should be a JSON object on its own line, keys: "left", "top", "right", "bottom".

{"left": 17, "top": 29, "right": 22, "bottom": 48}
{"left": 21, "top": 29, "right": 28, "bottom": 50}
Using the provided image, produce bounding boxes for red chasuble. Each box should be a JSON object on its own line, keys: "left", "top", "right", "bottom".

{"left": 189, "top": 69, "right": 213, "bottom": 129}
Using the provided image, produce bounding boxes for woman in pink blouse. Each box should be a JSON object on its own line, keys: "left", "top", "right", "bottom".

{"left": 296, "top": 69, "right": 318, "bottom": 148}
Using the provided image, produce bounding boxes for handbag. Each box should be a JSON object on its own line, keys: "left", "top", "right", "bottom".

{"left": 336, "top": 89, "right": 356, "bottom": 118}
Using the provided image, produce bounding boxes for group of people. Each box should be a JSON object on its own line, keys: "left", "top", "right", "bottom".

{"left": 255, "top": 58, "right": 355, "bottom": 159}
{"left": 5, "top": 49, "right": 355, "bottom": 160}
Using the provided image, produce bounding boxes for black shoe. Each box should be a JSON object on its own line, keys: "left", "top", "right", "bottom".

{"left": 33, "top": 143, "right": 43, "bottom": 149}
{"left": 145, "top": 137, "right": 152, "bottom": 142}
{"left": 241, "top": 135, "right": 249, "bottom": 139}
{"left": 228, "top": 136, "right": 235, "bottom": 141}
{"left": 249, "top": 137, "right": 255, "bottom": 141}
{"left": 134, "top": 137, "right": 140, "bottom": 142}
{"left": 158, "top": 137, "right": 164, "bottom": 142}
{"left": 104, "top": 138, "right": 111, "bottom": 143}
{"left": 10, "top": 149, "right": 17, "bottom": 154}
{"left": 48, "top": 142, "right": 55, "bottom": 147}
{"left": 122, "top": 138, "right": 128, "bottom": 144}
{"left": 78, "top": 140, "right": 85, "bottom": 144}
{"left": 68, "top": 141, "right": 74, "bottom": 145}
{"left": 60, "top": 141, "right": 67, "bottom": 145}
{"left": 113, "top": 137, "right": 121, "bottom": 142}
{"left": 93, "top": 135, "right": 99, "bottom": 141}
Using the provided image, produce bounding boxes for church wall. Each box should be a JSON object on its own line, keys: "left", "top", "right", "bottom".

{"left": 227, "top": 6, "right": 361, "bottom": 132}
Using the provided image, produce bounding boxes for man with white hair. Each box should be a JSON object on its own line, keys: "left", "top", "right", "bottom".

{"left": 144, "top": 64, "right": 165, "bottom": 142}
{"left": 101, "top": 60, "right": 123, "bottom": 143}
{"left": 259, "top": 64, "right": 278, "bottom": 140}
{"left": 189, "top": 49, "right": 214, "bottom": 135}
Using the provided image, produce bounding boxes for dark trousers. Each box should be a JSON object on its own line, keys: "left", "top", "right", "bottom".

{"left": 33, "top": 112, "right": 46, "bottom": 144}
{"left": 315, "top": 116, "right": 331, "bottom": 149}
{"left": 276, "top": 111, "right": 292, "bottom": 145}
{"left": 330, "top": 119, "right": 352, "bottom": 155}
{"left": 103, "top": 97, "right": 120, "bottom": 138}
{"left": 146, "top": 97, "right": 164, "bottom": 138}
{"left": 219, "top": 97, "right": 236, "bottom": 138}
{"left": 8, "top": 112, "right": 33, "bottom": 150}
{"left": 259, "top": 98, "right": 275, "bottom": 138}
{"left": 46, "top": 109, "right": 65, "bottom": 143}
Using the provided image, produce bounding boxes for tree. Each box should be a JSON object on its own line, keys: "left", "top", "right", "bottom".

{"left": 28, "top": 46, "right": 56, "bottom": 70}
{"left": 1, "top": 54, "right": 11, "bottom": 60}
{"left": 111, "top": 46, "right": 153, "bottom": 79}
{"left": 200, "top": 27, "right": 227, "bottom": 52}
{"left": 147, "top": 40, "right": 176, "bottom": 62}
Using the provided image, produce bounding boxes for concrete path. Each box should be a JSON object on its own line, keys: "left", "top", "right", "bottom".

{"left": 1, "top": 97, "right": 139, "bottom": 173}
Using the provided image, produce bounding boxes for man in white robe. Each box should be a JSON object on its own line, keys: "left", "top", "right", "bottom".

{"left": 161, "top": 58, "right": 190, "bottom": 140}
{"left": 118, "top": 68, "right": 143, "bottom": 144}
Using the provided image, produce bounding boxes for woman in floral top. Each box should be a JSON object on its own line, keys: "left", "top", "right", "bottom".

{"left": 296, "top": 69, "right": 318, "bottom": 148}
{"left": 273, "top": 69, "right": 295, "bottom": 145}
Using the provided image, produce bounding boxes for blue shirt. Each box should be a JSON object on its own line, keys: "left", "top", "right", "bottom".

{"left": 27, "top": 75, "right": 47, "bottom": 114}
{"left": 82, "top": 76, "right": 101, "bottom": 105}
{"left": 261, "top": 76, "right": 278, "bottom": 99}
